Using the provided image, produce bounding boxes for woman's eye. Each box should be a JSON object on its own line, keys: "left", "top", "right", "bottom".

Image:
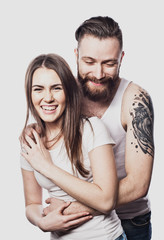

{"left": 33, "top": 88, "right": 42, "bottom": 91}
{"left": 53, "top": 86, "right": 62, "bottom": 90}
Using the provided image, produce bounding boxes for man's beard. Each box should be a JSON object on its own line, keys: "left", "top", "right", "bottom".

{"left": 78, "top": 72, "right": 120, "bottom": 103}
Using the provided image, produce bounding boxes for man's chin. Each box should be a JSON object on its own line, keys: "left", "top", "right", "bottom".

{"left": 77, "top": 72, "right": 120, "bottom": 102}
{"left": 83, "top": 88, "right": 110, "bottom": 102}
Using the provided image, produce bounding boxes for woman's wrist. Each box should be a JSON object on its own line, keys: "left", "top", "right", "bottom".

{"left": 42, "top": 163, "right": 58, "bottom": 181}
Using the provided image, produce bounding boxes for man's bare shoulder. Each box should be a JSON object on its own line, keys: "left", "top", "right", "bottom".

{"left": 124, "top": 82, "right": 151, "bottom": 100}
{"left": 122, "top": 82, "right": 153, "bottom": 110}
{"left": 121, "top": 82, "right": 154, "bottom": 128}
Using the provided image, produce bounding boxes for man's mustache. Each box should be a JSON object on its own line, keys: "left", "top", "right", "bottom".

{"left": 84, "top": 76, "right": 113, "bottom": 84}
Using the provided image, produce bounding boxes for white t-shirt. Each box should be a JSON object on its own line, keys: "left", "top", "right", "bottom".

{"left": 20, "top": 117, "right": 123, "bottom": 239}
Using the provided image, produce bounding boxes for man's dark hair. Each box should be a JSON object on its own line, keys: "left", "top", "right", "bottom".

{"left": 75, "top": 16, "right": 123, "bottom": 50}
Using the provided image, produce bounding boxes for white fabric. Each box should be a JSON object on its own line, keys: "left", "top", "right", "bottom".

{"left": 20, "top": 117, "right": 123, "bottom": 239}
{"left": 101, "top": 78, "right": 151, "bottom": 219}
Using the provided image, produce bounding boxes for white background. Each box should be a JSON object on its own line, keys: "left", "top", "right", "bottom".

{"left": 0, "top": 0, "right": 163, "bottom": 239}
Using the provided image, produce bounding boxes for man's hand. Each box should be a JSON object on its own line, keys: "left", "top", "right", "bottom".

{"left": 43, "top": 198, "right": 65, "bottom": 216}
{"left": 39, "top": 201, "right": 92, "bottom": 232}
{"left": 44, "top": 197, "right": 100, "bottom": 217}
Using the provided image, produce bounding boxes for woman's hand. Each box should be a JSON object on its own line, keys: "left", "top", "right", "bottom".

{"left": 38, "top": 201, "right": 92, "bottom": 232}
{"left": 20, "top": 129, "right": 53, "bottom": 174}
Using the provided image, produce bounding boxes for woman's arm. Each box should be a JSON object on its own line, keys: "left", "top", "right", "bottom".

{"left": 46, "top": 145, "right": 118, "bottom": 214}
{"left": 22, "top": 132, "right": 118, "bottom": 214}
{"left": 21, "top": 169, "right": 92, "bottom": 232}
{"left": 21, "top": 169, "right": 43, "bottom": 226}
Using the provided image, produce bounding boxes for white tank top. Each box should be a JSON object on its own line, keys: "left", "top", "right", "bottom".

{"left": 101, "top": 78, "right": 151, "bottom": 219}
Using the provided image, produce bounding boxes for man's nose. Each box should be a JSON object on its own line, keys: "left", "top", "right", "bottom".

{"left": 93, "top": 65, "right": 105, "bottom": 80}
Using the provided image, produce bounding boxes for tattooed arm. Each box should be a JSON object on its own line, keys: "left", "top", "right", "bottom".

{"left": 117, "top": 83, "right": 154, "bottom": 207}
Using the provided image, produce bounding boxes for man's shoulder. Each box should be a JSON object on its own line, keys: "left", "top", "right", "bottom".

{"left": 121, "top": 82, "right": 153, "bottom": 126}
{"left": 123, "top": 82, "right": 150, "bottom": 103}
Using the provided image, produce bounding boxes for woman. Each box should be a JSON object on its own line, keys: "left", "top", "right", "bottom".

{"left": 20, "top": 54, "right": 127, "bottom": 239}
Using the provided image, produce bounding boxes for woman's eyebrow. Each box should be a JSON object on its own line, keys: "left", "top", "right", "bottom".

{"left": 32, "top": 84, "right": 43, "bottom": 88}
{"left": 32, "top": 84, "right": 62, "bottom": 88}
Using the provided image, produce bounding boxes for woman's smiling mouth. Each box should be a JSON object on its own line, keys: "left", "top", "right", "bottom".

{"left": 41, "top": 105, "right": 58, "bottom": 114}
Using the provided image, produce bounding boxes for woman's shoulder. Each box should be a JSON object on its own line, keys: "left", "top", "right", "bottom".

{"left": 82, "top": 116, "right": 109, "bottom": 138}
{"left": 82, "top": 117, "right": 115, "bottom": 151}
{"left": 83, "top": 116, "right": 104, "bottom": 127}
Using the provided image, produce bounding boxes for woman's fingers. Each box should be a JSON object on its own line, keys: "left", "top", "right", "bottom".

{"left": 57, "top": 202, "right": 92, "bottom": 224}
{"left": 56, "top": 202, "right": 92, "bottom": 230}
{"left": 32, "top": 129, "right": 45, "bottom": 148}
{"left": 32, "top": 129, "right": 40, "bottom": 145}
{"left": 64, "top": 211, "right": 92, "bottom": 230}
{"left": 25, "top": 134, "right": 36, "bottom": 148}
{"left": 20, "top": 143, "right": 31, "bottom": 160}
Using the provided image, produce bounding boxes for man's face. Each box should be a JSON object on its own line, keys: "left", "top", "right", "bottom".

{"left": 75, "top": 35, "right": 124, "bottom": 102}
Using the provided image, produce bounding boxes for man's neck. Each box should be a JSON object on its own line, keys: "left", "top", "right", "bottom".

{"left": 82, "top": 78, "right": 121, "bottom": 119}
{"left": 82, "top": 98, "right": 109, "bottom": 118}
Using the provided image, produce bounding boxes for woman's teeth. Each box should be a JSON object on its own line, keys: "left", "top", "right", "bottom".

{"left": 41, "top": 106, "right": 57, "bottom": 111}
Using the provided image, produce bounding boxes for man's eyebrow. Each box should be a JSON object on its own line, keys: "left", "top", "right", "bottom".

{"left": 102, "top": 59, "right": 118, "bottom": 64}
{"left": 81, "top": 56, "right": 95, "bottom": 61}
{"left": 81, "top": 56, "right": 118, "bottom": 63}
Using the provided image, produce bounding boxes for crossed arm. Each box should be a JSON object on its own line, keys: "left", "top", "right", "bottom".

{"left": 44, "top": 83, "right": 154, "bottom": 214}
{"left": 21, "top": 134, "right": 118, "bottom": 232}
{"left": 21, "top": 169, "right": 93, "bottom": 232}
{"left": 22, "top": 83, "right": 154, "bottom": 230}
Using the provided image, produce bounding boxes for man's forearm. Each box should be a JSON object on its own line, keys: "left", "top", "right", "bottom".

{"left": 63, "top": 201, "right": 100, "bottom": 216}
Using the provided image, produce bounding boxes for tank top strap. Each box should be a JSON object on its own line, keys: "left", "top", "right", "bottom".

{"left": 102, "top": 78, "right": 131, "bottom": 122}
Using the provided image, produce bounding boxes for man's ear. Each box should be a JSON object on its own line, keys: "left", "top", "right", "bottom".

{"left": 120, "top": 50, "right": 125, "bottom": 63}
{"left": 74, "top": 48, "right": 78, "bottom": 62}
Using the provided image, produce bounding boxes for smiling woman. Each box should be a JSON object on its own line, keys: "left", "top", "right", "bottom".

{"left": 22, "top": 53, "right": 83, "bottom": 154}
{"left": 32, "top": 68, "right": 66, "bottom": 125}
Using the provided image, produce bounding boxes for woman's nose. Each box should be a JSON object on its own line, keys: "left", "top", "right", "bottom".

{"left": 44, "top": 90, "right": 54, "bottom": 102}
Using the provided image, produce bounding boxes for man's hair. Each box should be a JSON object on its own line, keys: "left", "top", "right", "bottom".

{"left": 75, "top": 16, "right": 123, "bottom": 50}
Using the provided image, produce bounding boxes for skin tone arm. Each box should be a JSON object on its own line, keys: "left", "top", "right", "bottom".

{"left": 21, "top": 131, "right": 118, "bottom": 214}
{"left": 43, "top": 198, "right": 98, "bottom": 216}
{"left": 21, "top": 125, "right": 97, "bottom": 216}
{"left": 21, "top": 169, "right": 93, "bottom": 232}
{"left": 21, "top": 169, "right": 43, "bottom": 227}
{"left": 116, "top": 83, "right": 154, "bottom": 207}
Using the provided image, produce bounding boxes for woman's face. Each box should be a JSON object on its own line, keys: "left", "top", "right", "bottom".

{"left": 31, "top": 67, "right": 66, "bottom": 127}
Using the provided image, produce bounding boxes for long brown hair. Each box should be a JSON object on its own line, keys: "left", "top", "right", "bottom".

{"left": 23, "top": 53, "right": 89, "bottom": 177}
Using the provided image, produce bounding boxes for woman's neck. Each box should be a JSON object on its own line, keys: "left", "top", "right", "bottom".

{"left": 45, "top": 123, "right": 63, "bottom": 149}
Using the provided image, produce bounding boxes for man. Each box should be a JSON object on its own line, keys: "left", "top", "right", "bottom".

{"left": 71, "top": 16, "right": 154, "bottom": 239}
{"left": 27, "top": 16, "right": 154, "bottom": 239}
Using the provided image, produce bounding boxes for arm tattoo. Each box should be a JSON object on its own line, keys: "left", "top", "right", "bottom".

{"left": 130, "top": 90, "right": 154, "bottom": 157}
